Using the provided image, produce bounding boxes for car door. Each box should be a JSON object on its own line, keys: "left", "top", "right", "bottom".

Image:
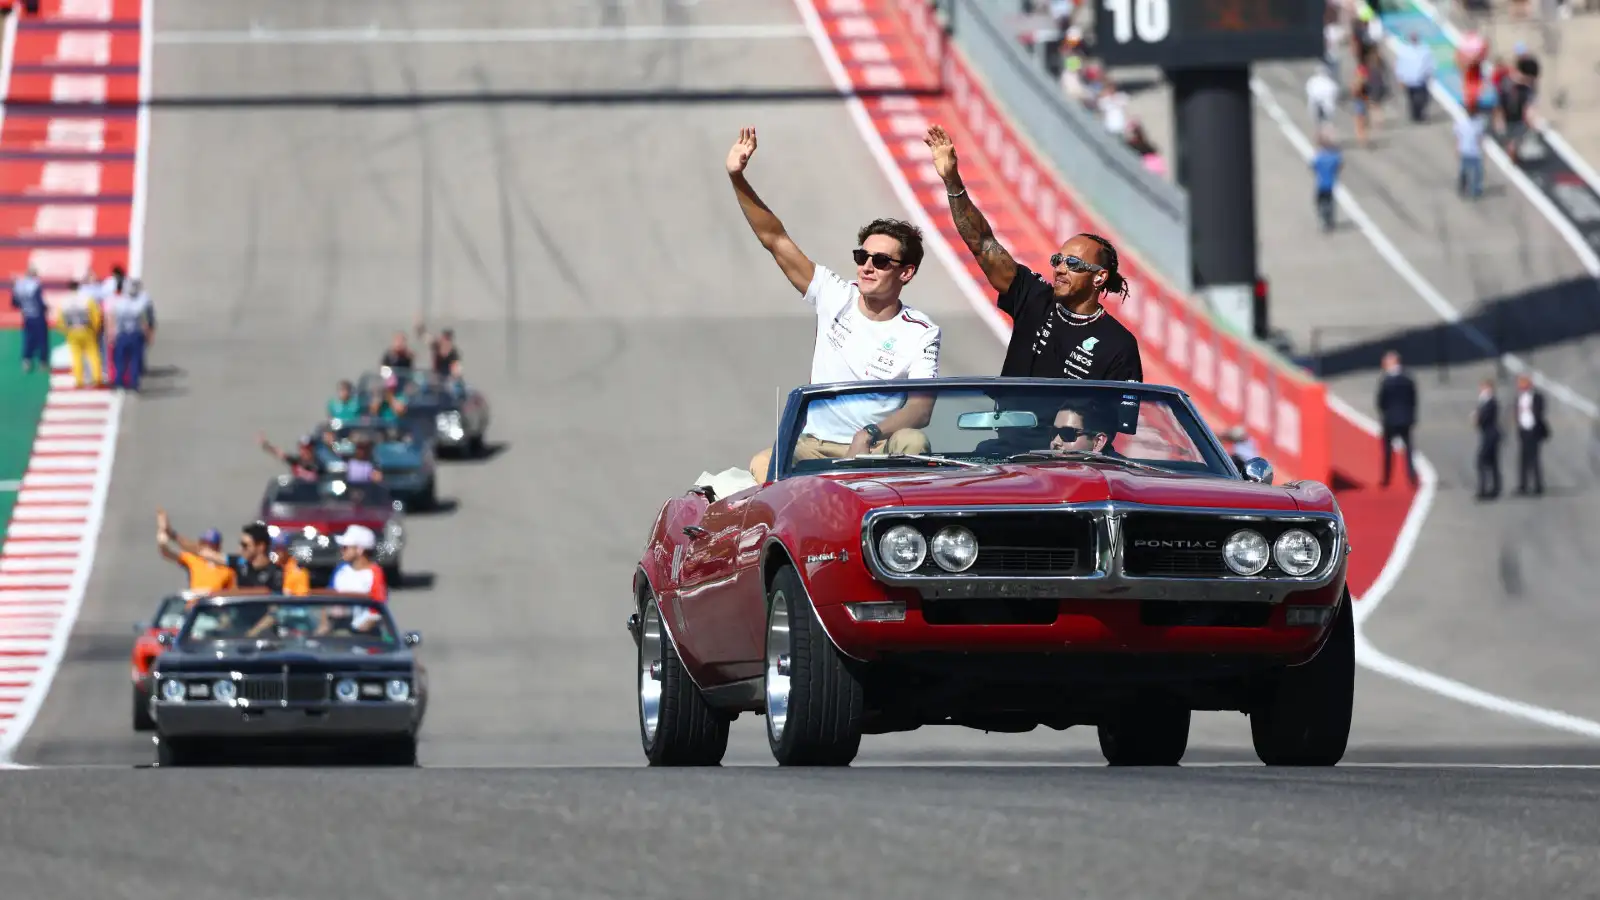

{"left": 674, "top": 491, "right": 759, "bottom": 677}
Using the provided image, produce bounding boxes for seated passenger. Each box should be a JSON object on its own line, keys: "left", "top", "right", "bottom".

{"left": 330, "top": 525, "right": 389, "bottom": 601}
{"left": 327, "top": 380, "right": 360, "bottom": 420}
{"left": 1048, "top": 404, "right": 1111, "bottom": 453}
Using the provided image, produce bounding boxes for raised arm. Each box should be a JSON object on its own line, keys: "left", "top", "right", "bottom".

{"left": 257, "top": 430, "right": 289, "bottom": 463}
{"left": 925, "top": 125, "right": 1017, "bottom": 293}
{"left": 157, "top": 508, "right": 226, "bottom": 565}
{"left": 726, "top": 126, "right": 816, "bottom": 294}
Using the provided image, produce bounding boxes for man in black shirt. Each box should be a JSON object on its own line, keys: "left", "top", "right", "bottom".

{"left": 380, "top": 331, "right": 415, "bottom": 370}
{"left": 924, "top": 125, "right": 1142, "bottom": 383}
{"left": 158, "top": 518, "right": 285, "bottom": 591}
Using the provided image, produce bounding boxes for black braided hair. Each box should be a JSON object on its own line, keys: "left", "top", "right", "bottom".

{"left": 1077, "top": 233, "right": 1130, "bottom": 301}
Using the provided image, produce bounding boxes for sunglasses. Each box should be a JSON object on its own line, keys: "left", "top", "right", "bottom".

{"left": 1051, "top": 426, "right": 1085, "bottom": 442}
{"left": 1049, "top": 253, "right": 1105, "bottom": 273}
{"left": 853, "top": 248, "right": 902, "bottom": 269}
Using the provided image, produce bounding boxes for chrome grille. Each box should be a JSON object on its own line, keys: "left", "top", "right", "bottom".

{"left": 973, "top": 547, "right": 1080, "bottom": 574}
{"left": 238, "top": 676, "right": 284, "bottom": 703}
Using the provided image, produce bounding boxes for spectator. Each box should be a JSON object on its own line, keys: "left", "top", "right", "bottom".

{"left": 1351, "top": 63, "right": 1374, "bottom": 146}
{"left": 11, "top": 266, "right": 46, "bottom": 373}
{"left": 1307, "top": 64, "right": 1340, "bottom": 125}
{"left": 1393, "top": 31, "right": 1436, "bottom": 122}
{"left": 1375, "top": 349, "right": 1419, "bottom": 487}
{"left": 1455, "top": 111, "right": 1486, "bottom": 199}
{"left": 1498, "top": 60, "right": 1536, "bottom": 160}
{"left": 1312, "top": 130, "right": 1343, "bottom": 232}
{"left": 1514, "top": 374, "right": 1548, "bottom": 495}
{"left": 1222, "top": 425, "right": 1261, "bottom": 471}
{"left": 1471, "top": 378, "right": 1502, "bottom": 499}
{"left": 1123, "top": 119, "right": 1164, "bottom": 176}
{"left": 1096, "top": 76, "right": 1130, "bottom": 137}
{"left": 154, "top": 513, "right": 237, "bottom": 592}
{"left": 56, "top": 278, "right": 103, "bottom": 388}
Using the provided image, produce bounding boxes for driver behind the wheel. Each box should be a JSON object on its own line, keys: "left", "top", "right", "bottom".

{"left": 1049, "top": 406, "right": 1109, "bottom": 453}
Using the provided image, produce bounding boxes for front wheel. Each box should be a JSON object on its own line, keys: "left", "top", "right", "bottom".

{"left": 1250, "top": 590, "right": 1355, "bottom": 766}
{"left": 132, "top": 684, "right": 155, "bottom": 732}
{"left": 764, "top": 565, "right": 864, "bottom": 766}
{"left": 637, "top": 594, "right": 728, "bottom": 766}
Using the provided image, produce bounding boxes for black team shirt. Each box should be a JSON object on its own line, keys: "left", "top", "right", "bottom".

{"left": 997, "top": 264, "right": 1143, "bottom": 381}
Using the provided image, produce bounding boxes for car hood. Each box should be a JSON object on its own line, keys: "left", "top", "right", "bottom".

{"left": 263, "top": 507, "right": 390, "bottom": 533}
{"left": 851, "top": 463, "right": 1300, "bottom": 510}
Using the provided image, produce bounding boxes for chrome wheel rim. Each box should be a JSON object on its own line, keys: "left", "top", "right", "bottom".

{"left": 639, "top": 601, "right": 663, "bottom": 747}
{"left": 765, "top": 592, "right": 791, "bottom": 744}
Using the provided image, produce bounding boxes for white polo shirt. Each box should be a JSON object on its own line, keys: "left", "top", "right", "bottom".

{"left": 801, "top": 265, "right": 940, "bottom": 443}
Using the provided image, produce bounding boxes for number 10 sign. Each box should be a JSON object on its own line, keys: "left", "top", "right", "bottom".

{"left": 1091, "top": 0, "right": 1324, "bottom": 69}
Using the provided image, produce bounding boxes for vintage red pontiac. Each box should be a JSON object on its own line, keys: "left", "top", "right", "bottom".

{"left": 629, "top": 377, "right": 1352, "bottom": 768}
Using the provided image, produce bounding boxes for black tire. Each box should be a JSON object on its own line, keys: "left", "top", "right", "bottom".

{"left": 637, "top": 594, "right": 729, "bottom": 766}
{"left": 132, "top": 685, "right": 155, "bottom": 732}
{"left": 1097, "top": 701, "right": 1191, "bottom": 766}
{"left": 384, "top": 562, "right": 402, "bottom": 587}
{"left": 764, "top": 565, "right": 864, "bottom": 766}
{"left": 1250, "top": 590, "right": 1355, "bottom": 766}
{"left": 374, "top": 735, "right": 418, "bottom": 767}
{"left": 155, "top": 734, "right": 202, "bottom": 767}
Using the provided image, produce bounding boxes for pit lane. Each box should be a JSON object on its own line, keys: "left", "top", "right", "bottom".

{"left": 3, "top": 0, "right": 1599, "bottom": 895}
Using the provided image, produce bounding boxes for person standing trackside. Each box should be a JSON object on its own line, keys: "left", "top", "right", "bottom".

{"left": 1471, "top": 379, "right": 1502, "bottom": 499}
{"left": 56, "top": 278, "right": 103, "bottom": 388}
{"left": 1455, "top": 111, "right": 1486, "bottom": 199}
{"left": 1514, "top": 374, "right": 1548, "bottom": 495}
{"left": 1393, "top": 31, "right": 1436, "bottom": 122}
{"left": 728, "top": 127, "right": 943, "bottom": 482}
{"left": 1312, "top": 131, "right": 1342, "bottom": 231}
{"left": 924, "top": 125, "right": 1141, "bottom": 382}
{"left": 1375, "top": 350, "right": 1419, "bottom": 487}
{"left": 105, "top": 281, "right": 152, "bottom": 391}
{"left": 11, "top": 266, "right": 46, "bottom": 372}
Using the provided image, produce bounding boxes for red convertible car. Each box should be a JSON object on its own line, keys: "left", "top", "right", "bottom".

{"left": 629, "top": 377, "right": 1352, "bottom": 768}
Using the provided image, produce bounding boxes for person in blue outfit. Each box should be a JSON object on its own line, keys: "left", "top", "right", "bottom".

{"left": 11, "top": 266, "right": 47, "bottom": 372}
{"left": 106, "top": 282, "right": 152, "bottom": 390}
{"left": 1311, "top": 131, "right": 1343, "bottom": 232}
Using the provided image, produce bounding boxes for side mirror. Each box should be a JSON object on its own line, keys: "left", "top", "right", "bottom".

{"left": 1242, "top": 457, "right": 1274, "bottom": 484}
{"left": 133, "top": 621, "right": 148, "bottom": 634}
{"left": 404, "top": 631, "right": 422, "bottom": 647}
{"left": 155, "top": 632, "right": 173, "bottom": 646}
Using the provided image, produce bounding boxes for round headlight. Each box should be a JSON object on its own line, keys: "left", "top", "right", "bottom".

{"left": 385, "top": 679, "right": 410, "bottom": 702}
{"left": 1222, "top": 529, "right": 1270, "bottom": 576}
{"left": 930, "top": 525, "right": 978, "bottom": 572}
{"left": 1273, "top": 529, "right": 1322, "bottom": 576}
{"left": 335, "top": 678, "right": 359, "bottom": 702}
{"left": 212, "top": 679, "right": 237, "bottom": 703}
{"left": 160, "top": 679, "right": 186, "bottom": 702}
{"left": 878, "top": 525, "right": 927, "bottom": 574}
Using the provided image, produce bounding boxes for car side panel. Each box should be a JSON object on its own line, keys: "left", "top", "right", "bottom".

{"left": 675, "top": 489, "right": 763, "bottom": 680}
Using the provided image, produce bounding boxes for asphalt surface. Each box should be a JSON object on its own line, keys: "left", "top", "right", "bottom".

{"left": 5, "top": 0, "right": 1600, "bottom": 896}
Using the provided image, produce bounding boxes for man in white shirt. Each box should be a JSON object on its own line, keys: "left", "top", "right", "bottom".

{"left": 1393, "top": 32, "right": 1436, "bottom": 122}
{"left": 1513, "top": 374, "right": 1548, "bottom": 495}
{"left": 726, "top": 127, "right": 941, "bottom": 482}
{"left": 1306, "top": 64, "right": 1339, "bottom": 124}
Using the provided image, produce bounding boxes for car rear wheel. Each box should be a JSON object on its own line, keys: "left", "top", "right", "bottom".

{"left": 637, "top": 593, "right": 729, "bottom": 766}
{"left": 1250, "top": 590, "right": 1355, "bottom": 766}
{"left": 1097, "top": 701, "right": 1191, "bottom": 766}
{"left": 764, "top": 565, "right": 864, "bottom": 766}
{"left": 132, "top": 684, "right": 154, "bottom": 732}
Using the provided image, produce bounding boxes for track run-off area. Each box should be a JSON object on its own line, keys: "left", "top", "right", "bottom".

{"left": 0, "top": 0, "right": 1597, "bottom": 897}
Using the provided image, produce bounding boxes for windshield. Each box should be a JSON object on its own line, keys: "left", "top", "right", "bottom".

{"left": 266, "top": 477, "right": 393, "bottom": 509}
{"left": 782, "top": 382, "right": 1231, "bottom": 477}
{"left": 179, "top": 599, "right": 398, "bottom": 647}
{"left": 154, "top": 596, "right": 188, "bottom": 630}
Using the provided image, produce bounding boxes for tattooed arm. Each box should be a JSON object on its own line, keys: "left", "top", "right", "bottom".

{"left": 726, "top": 126, "right": 816, "bottom": 294}
{"left": 924, "top": 125, "right": 1018, "bottom": 293}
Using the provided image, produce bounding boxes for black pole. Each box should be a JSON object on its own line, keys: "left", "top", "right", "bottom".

{"left": 1170, "top": 65, "right": 1262, "bottom": 340}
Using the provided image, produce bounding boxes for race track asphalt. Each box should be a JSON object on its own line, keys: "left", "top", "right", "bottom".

{"left": 4, "top": 1, "right": 1600, "bottom": 896}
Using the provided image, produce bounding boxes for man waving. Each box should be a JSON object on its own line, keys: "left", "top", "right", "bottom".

{"left": 925, "top": 125, "right": 1142, "bottom": 383}
{"left": 728, "top": 126, "right": 943, "bottom": 481}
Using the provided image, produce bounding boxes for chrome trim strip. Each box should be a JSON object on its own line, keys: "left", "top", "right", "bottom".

{"left": 859, "top": 501, "right": 1344, "bottom": 603}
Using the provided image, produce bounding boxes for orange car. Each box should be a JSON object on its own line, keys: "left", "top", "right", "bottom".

{"left": 132, "top": 592, "right": 194, "bottom": 731}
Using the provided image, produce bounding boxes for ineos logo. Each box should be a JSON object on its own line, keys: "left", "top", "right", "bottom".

{"left": 1132, "top": 539, "right": 1217, "bottom": 549}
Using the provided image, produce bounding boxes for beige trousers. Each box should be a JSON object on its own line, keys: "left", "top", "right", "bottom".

{"left": 748, "top": 428, "right": 930, "bottom": 481}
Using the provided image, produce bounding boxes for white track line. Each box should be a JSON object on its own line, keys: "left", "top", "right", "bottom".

{"left": 0, "top": 0, "right": 144, "bottom": 766}
{"left": 1250, "top": 77, "right": 1598, "bottom": 419}
{"left": 1253, "top": 79, "right": 1600, "bottom": 738}
{"left": 154, "top": 24, "right": 812, "bottom": 45}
